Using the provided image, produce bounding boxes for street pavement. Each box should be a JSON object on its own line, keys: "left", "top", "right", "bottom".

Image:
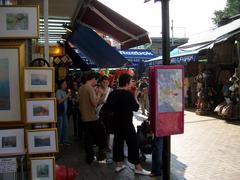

{"left": 56, "top": 110, "right": 240, "bottom": 180}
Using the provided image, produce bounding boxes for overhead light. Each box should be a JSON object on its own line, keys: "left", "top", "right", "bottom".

{"left": 40, "top": 18, "right": 71, "bottom": 23}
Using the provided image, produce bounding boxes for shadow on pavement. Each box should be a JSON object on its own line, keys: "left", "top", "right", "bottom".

{"left": 171, "top": 154, "right": 187, "bottom": 180}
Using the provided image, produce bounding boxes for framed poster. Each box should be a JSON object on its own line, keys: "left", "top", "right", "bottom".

{"left": 26, "top": 98, "right": 57, "bottom": 124}
{"left": 0, "top": 41, "right": 25, "bottom": 124}
{"left": 27, "top": 128, "right": 58, "bottom": 154}
{"left": 24, "top": 67, "right": 55, "bottom": 92}
{"left": 0, "top": 129, "right": 25, "bottom": 156}
{"left": 0, "top": 6, "right": 39, "bottom": 39}
{"left": 30, "top": 157, "right": 55, "bottom": 180}
{"left": 150, "top": 65, "right": 184, "bottom": 136}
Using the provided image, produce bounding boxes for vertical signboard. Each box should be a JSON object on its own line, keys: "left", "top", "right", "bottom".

{"left": 149, "top": 65, "right": 184, "bottom": 136}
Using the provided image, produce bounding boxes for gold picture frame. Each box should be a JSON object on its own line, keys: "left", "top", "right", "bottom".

{"left": 0, "top": 128, "right": 25, "bottom": 156}
{"left": 0, "top": 5, "right": 39, "bottom": 39}
{"left": 27, "top": 128, "right": 58, "bottom": 154}
{"left": 24, "top": 67, "right": 55, "bottom": 93}
{"left": 25, "top": 98, "right": 57, "bottom": 124}
{"left": 30, "top": 157, "right": 55, "bottom": 180}
{"left": 0, "top": 41, "right": 25, "bottom": 125}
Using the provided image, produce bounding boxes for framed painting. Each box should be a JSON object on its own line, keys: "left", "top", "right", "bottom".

{"left": 24, "top": 67, "right": 55, "bottom": 92}
{"left": 0, "top": 6, "right": 39, "bottom": 39}
{"left": 0, "top": 41, "right": 25, "bottom": 124}
{"left": 30, "top": 157, "right": 55, "bottom": 180}
{"left": 25, "top": 98, "right": 57, "bottom": 124}
{"left": 27, "top": 128, "right": 58, "bottom": 154}
{"left": 0, "top": 128, "right": 25, "bottom": 156}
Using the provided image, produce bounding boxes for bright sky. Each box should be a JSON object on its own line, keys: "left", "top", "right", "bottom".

{"left": 99, "top": 0, "right": 227, "bottom": 38}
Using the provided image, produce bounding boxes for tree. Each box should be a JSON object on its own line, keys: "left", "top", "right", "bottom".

{"left": 212, "top": 0, "right": 240, "bottom": 26}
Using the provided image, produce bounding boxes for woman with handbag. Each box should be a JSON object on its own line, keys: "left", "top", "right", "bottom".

{"left": 56, "top": 80, "right": 71, "bottom": 146}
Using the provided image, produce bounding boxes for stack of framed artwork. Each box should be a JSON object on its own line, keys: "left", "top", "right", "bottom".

{"left": 24, "top": 67, "right": 57, "bottom": 180}
{"left": 0, "top": 5, "right": 56, "bottom": 180}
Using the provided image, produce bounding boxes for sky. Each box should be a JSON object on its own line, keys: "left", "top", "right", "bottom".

{"left": 98, "top": 0, "right": 227, "bottom": 38}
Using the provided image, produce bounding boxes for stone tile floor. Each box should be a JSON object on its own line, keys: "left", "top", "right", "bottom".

{"left": 56, "top": 110, "right": 240, "bottom": 180}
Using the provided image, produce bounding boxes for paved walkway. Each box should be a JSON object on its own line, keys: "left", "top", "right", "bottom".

{"left": 56, "top": 110, "right": 240, "bottom": 180}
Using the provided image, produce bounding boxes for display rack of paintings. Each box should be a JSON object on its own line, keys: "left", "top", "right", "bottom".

{"left": 24, "top": 65, "right": 57, "bottom": 179}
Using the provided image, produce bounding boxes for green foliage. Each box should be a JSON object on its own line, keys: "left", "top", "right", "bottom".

{"left": 212, "top": 0, "right": 240, "bottom": 26}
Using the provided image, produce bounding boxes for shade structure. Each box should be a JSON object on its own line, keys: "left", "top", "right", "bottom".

{"left": 76, "top": 0, "right": 151, "bottom": 49}
{"left": 179, "top": 18, "right": 240, "bottom": 51}
{"left": 68, "top": 24, "right": 128, "bottom": 68}
{"left": 65, "top": 42, "right": 91, "bottom": 71}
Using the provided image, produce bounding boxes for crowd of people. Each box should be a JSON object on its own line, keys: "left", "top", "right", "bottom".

{"left": 55, "top": 71, "right": 162, "bottom": 177}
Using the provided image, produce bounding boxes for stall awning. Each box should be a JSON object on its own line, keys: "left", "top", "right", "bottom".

{"left": 144, "top": 48, "right": 200, "bottom": 65}
{"left": 76, "top": 0, "right": 151, "bottom": 49}
{"left": 68, "top": 24, "right": 128, "bottom": 68}
{"left": 118, "top": 49, "right": 156, "bottom": 59}
{"left": 65, "top": 42, "right": 91, "bottom": 71}
{"left": 179, "top": 18, "right": 240, "bottom": 51}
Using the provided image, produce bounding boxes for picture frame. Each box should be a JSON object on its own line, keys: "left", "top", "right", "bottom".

{"left": 27, "top": 128, "right": 58, "bottom": 154}
{"left": 26, "top": 98, "right": 57, "bottom": 124}
{"left": 0, "top": 6, "right": 39, "bottom": 39}
{"left": 0, "top": 129, "right": 25, "bottom": 156}
{"left": 0, "top": 41, "right": 25, "bottom": 124}
{"left": 24, "top": 67, "right": 55, "bottom": 92}
{"left": 30, "top": 157, "right": 55, "bottom": 180}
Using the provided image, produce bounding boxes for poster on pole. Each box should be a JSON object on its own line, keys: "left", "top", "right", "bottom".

{"left": 150, "top": 65, "right": 184, "bottom": 136}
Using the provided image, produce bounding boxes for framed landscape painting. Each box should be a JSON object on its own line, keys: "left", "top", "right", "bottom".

{"left": 27, "top": 128, "right": 58, "bottom": 154}
{"left": 0, "top": 41, "right": 25, "bottom": 124}
{"left": 24, "top": 67, "right": 54, "bottom": 92}
{"left": 30, "top": 157, "right": 55, "bottom": 180}
{"left": 26, "top": 98, "right": 57, "bottom": 124}
{"left": 0, "top": 129, "right": 25, "bottom": 156}
{"left": 0, "top": 6, "right": 39, "bottom": 39}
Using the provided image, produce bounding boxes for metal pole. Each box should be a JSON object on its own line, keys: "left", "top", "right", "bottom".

{"left": 44, "top": 0, "right": 49, "bottom": 62}
{"left": 161, "top": 0, "right": 171, "bottom": 180}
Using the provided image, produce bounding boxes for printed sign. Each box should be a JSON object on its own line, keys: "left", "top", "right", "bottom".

{"left": 0, "top": 158, "right": 17, "bottom": 173}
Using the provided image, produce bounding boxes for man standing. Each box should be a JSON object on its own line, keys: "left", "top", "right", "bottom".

{"left": 78, "top": 72, "right": 107, "bottom": 164}
{"left": 139, "top": 77, "right": 149, "bottom": 115}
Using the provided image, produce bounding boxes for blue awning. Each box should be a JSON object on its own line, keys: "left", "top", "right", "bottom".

{"left": 118, "top": 49, "right": 156, "bottom": 59}
{"left": 68, "top": 24, "right": 128, "bottom": 68}
{"left": 144, "top": 48, "right": 199, "bottom": 66}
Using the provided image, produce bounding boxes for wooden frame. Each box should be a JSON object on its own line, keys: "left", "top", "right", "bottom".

{"left": 0, "top": 5, "right": 39, "bottom": 39}
{"left": 0, "top": 128, "right": 25, "bottom": 156}
{"left": 0, "top": 41, "right": 25, "bottom": 124}
{"left": 25, "top": 98, "right": 57, "bottom": 124}
{"left": 30, "top": 157, "right": 55, "bottom": 180}
{"left": 24, "top": 67, "right": 55, "bottom": 93}
{"left": 27, "top": 128, "right": 58, "bottom": 154}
